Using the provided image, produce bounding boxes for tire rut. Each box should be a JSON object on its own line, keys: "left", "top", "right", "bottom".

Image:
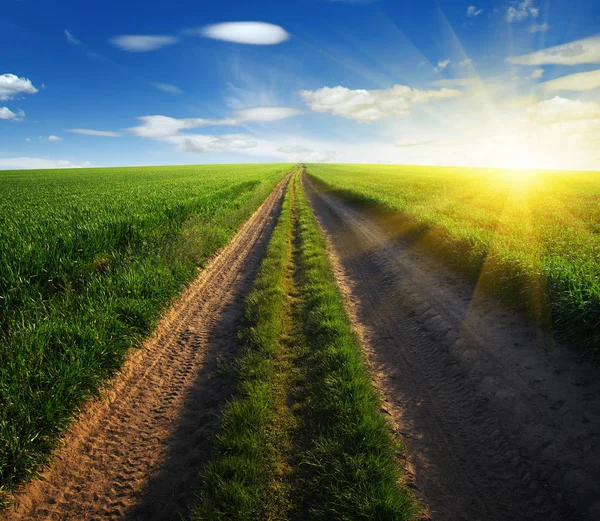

{"left": 304, "top": 174, "right": 600, "bottom": 521}
{"left": 3, "top": 173, "right": 292, "bottom": 521}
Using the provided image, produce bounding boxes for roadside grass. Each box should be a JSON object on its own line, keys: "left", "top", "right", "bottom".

{"left": 193, "top": 173, "right": 296, "bottom": 521}
{"left": 292, "top": 173, "right": 416, "bottom": 520}
{"left": 0, "top": 164, "right": 292, "bottom": 502}
{"left": 306, "top": 164, "right": 600, "bottom": 360}
{"left": 193, "top": 170, "right": 417, "bottom": 520}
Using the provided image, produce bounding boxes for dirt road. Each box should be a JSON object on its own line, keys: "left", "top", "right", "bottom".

{"left": 4, "top": 174, "right": 290, "bottom": 521}
{"left": 304, "top": 174, "right": 600, "bottom": 521}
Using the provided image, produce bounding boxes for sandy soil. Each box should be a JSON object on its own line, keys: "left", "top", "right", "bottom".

{"left": 304, "top": 174, "right": 600, "bottom": 521}
{"left": 3, "top": 174, "right": 291, "bottom": 521}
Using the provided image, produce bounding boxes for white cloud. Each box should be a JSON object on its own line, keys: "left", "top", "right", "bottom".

{"left": 127, "top": 115, "right": 237, "bottom": 138}
{"left": 466, "top": 6, "right": 484, "bottom": 17}
{"left": 539, "top": 69, "right": 600, "bottom": 92}
{"left": 127, "top": 107, "right": 302, "bottom": 138}
{"left": 234, "top": 106, "right": 304, "bottom": 122}
{"left": 151, "top": 82, "right": 183, "bottom": 94}
{"left": 25, "top": 138, "right": 30, "bottom": 141}
{"left": 165, "top": 134, "right": 258, "bottom": 153}
{"left": 194, "top": 22, "right": 290, "bottom": 45}
{"left": 436, "top": 59, "right": 450, "bottom": 71}
{"left": 0, "top": 107, "right": 24, "bottom": 121}
{"left": 68, "top": 128, "right": 122, "bottom": 137}
{"left": 0, "top": 157, "right": 92, "bottom": 170}
{"left": 0, "top": 74, "right": 38, "bottom": 101}
{"left": 528, "top": 23, "right": 550, "bottom": 33}
{"left": 507, "top": 35, "right": 600, "bottom": 66}
{"left": 47, "top": 135, "right": 62, "bottom": 142}
{"left": 109, "top": 35, "right": 179, "bottom": 52}
{"left": 459, "top": 58, "right": 474, "bottom": 66}
{"left": 299, "top": 84, "right": 461, "bottom": 122}
{"left": 526, "top": 96, "right": 600, "bottom": 124}
{"left": 506, "top": 0, "right": 539, "bottom": 22}
{"left": 530, "top": 68, "right": 544, "bottom": 79}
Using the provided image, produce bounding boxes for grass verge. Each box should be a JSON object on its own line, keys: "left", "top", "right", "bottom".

{"left": 193, "top": 174, "right": 296, "bottom": 520}
{"left": 193, "top": 170, "right": 417, "bottom": 520}
{"left": 292, "top": 172, "right": 416, "bottom": 520}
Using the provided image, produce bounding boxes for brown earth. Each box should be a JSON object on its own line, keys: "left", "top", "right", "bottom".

{"left": 304, "top": 173, "right": 600, "bottom": 521}
{"left": 3, "top": 173, "right": 291, "bottom": 521}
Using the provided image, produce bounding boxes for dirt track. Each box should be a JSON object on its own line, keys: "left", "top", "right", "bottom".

{"left": 4, "top": 174, "right": 290, "bottom": 521}
{"left": 304, "top": 174, "right": 600, "bottom": 521}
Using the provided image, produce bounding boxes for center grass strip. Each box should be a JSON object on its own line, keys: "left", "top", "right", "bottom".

{"left": 193, "top": 170, "right": 417, "bottom": 520}
{"left": 193, "top": 173, "right": 296, "bottom": 521}
{"left": 292, "top": 173, "right": 416, "bottom": 520}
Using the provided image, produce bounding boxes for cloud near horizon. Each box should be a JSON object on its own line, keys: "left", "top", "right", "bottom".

{"left": 0, "top": 157, "right": 92, "bottom": 169}
{"left": 127, "top": 107, "right": 303, "bottom": 138}
{"left": 299, "top": 85, "right": 461, "bottom": 122}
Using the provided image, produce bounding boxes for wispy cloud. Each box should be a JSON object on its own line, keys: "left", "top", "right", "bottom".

{"left": 47, "top": 135, "right": 62, "bottom": 142}
{"left": 65, "top": 29, "right": 83, "bottom": 46}
{"left": 431, "top": 78, "right": 478, "bottom": 87}
{"left": 530, "top": 68, "right": 544, "bottom": 79}
{"left": 64, "top": 30, "right": 107, "bottom": 60}
{"left": 466, "top": 6, "right": 484, "bottom": 17}
{"left": 151, "top": 82, "right": 183, "bottom": 95}
{"left": 0, "top": 107, "right": 25, "bottom": 121}
{"left": 436, "top": 59, "right": 450, "bottom": 71}
{"left": 540, "top": 69, "right": 600, "bottom": 92}
{"left": 277, "top": 145, "right": 335, "bottom": 162}
{"left": 299, "top": 85, "right": 461, "bottom": 122}
{"left": 528, "top": 23, "right": 550, "bottom": 33}
{"left": 109, "top": 35, "right": 179, "bottom": 52}
{"left": 507, "top": 34, "right": 600, "bottom": 65}
{"left": 506, "top": 0, "right": 539, "bottom": 23}
{"left": 0, "top": 74, "right": 38, "bottom": 101}
{"left": 191, "top": 22, "right": 290, "bottom": 45}
{"left": 68, "top": 129, "right": 122, "bottom": 137}
{"left": 526, "top": 96, "right": 600, "bottom": 124}
{"left": 165, "top": 134, "right": 258, "bottom": 153}
{"left": 127, "top": 107, "right": 302, "bottom": 138}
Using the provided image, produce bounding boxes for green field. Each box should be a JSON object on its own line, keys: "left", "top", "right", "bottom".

{"left": 306, "top": 164, "right": 600, "bottom": 358}
{"left": 0, "top": 163, "right": 291, "bottom": 496}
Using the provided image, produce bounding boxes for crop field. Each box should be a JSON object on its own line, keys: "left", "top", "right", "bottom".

{"left": 307, "top": 164, "right": 600, "bottom": 358}
{"left": 0, "top": 163, "right": 291, "bottom": 497}
{"left": 2, "top": 163, "right": 600, "bottom": 521}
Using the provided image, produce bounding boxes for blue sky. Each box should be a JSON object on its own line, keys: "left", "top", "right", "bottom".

{"left": 1, "top": 0, "right": 600, "bottom": 170}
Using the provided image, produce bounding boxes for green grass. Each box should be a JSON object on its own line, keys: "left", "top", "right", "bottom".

{"left": 193, "top": 172, "right": 296, "bottom": 521}
{"left": 306, "top": 163, "right": 600, "bottom": 359}
{"left": 194, "top": 170, "right": 416, "bottom": 521}
{"left": 0, "top": 163, "right": 292, "bottom": 500}
{"left": 292, "top": 172, "right": 415, "bottom": 520}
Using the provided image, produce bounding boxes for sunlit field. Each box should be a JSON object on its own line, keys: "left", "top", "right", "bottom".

{"left": 0, "top": 164, "right": 290, "bottom": 495}
{"left": 307, "top": 164, "right": 600, "bottom": 357}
